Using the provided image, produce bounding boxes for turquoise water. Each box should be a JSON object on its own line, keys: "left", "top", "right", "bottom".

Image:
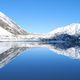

{"left": 0, "top": 42, "right": 80, "bottom": 80}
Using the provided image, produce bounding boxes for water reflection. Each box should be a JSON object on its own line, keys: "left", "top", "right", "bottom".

{"left": 0, "top": 42, "right": 80, "bottom": 68}
{"left": 0, "top": 41, "right": 80, "bottom": 68}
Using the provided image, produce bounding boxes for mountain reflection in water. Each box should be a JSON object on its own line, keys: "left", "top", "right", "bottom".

{"left": 0, "top": 41, "right": 80, "bottom": 68}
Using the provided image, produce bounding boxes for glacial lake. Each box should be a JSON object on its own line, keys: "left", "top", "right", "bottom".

{"left": 0, "top": 42, "right": 80, "bottom": 80}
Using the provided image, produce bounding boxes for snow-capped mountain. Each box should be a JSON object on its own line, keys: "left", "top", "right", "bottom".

{"left": 0, "top": 12, "right": 80, "bottom": 42}
{"left": 0, "top": 12, "right": 28, "bottom": 35}
{"left": 49, "top": 23, "right": 80, "bottom": 36}
{"left": 39, "top": 23, "right": 80, "bottom": 42}
{"left": 0, "top": 12, "right": 47, "bottom": 41}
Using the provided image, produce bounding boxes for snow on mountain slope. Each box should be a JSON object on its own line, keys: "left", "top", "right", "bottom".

{"left": 0, "top": 26, "right": 12, "bottom": 36}
{"left": 0, "top": 12, "right": 80, "bottom": 41}
{"left": 49, "top": 23, "right": 80, "bottom": 36}
{"left": 0, "top": 12, "right": 28, "bottom": 35}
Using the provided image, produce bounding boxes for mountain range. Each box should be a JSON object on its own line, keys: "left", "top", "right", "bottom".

{"left": 0, "top": 12, "right": 80, "bottom": 41}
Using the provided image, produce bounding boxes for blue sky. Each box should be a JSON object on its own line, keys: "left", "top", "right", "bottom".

{"left": 0, "top": 0, "right": 80, "bottom": 33}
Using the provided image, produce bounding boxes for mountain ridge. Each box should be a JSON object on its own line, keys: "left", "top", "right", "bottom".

{"left": 49, "top": 23, "right": 80, "bottom": 36}
{"left": 0, "top": 12, "right": 80, "bottom": 41}
{"left": 0, "top": 12, "right": 28, "bottom": 35}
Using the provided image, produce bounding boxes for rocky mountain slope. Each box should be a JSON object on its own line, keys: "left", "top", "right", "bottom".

{"left": 0, "top": 12, "right": 80, "bottom": 42}
{"left": 0, "top": 12, "right": 28, "bottom": 35}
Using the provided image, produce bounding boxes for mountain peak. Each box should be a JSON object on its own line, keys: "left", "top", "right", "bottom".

{"left": 49, "top": 23, "right": 80, "bottom": 36}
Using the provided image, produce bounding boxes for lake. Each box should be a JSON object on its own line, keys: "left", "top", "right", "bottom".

{"left": 0, "top": 42, "right": 80, "bottom": 80}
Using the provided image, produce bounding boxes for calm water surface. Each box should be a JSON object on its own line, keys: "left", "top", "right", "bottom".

{"left": 0, "top": 42, "right": 80, "bottom": 80}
